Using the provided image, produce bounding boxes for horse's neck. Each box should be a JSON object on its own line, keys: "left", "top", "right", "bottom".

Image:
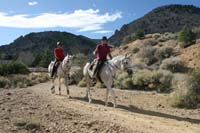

{"left": 110, "top": 56, "right": 122, "bottom": 69}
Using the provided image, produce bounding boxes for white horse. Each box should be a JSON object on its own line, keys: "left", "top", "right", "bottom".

{"left": 83, "top": 54, "right": 133, "bottom": 108}
{"left": 48, "top": 55, "right": 74, "bottom": 97}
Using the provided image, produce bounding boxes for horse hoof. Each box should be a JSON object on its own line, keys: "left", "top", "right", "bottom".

{"left": 51, "top": 90, "right": 55, "bottom": 94}
{"left": 89, "top": 99, "right": 92, "bottom": 103}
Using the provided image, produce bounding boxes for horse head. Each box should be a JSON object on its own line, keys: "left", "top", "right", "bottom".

{"left": 120, "top": 54, "right": 133, "bottom": 75}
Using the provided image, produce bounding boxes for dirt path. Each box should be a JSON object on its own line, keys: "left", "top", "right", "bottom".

{"left": 0, "top": 81, "right": 200, "bottom": 133}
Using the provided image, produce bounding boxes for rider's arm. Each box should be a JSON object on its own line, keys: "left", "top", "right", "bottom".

{"left": 93, "top": 47, "right": 98, "bottom": 55}
{"left": 108, "top": 52, "right": 112, "bottom": 60}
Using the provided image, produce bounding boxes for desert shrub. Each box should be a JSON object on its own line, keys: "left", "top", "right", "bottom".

{"left": 137, "top": 45, "right": 157, "bottom": 65}
{"left": 70, "top": 67, "right": 83, "bottom": 84}
{"left": 36, "top": 73, "right": 50, "bottom": 83}
{"left": 178, "top": 25, "right": 195, "bottom": 47}
{"left": 122, "top": 30, "right": 145, "bottom": 44}
{"left": 143, "top": 39, "right": 158, "bottom": 46}
{"left": 132, "top": 70, "right": 173, "bottom": 92}
{"left": 132, "top": 47, "right": 140, "bottom": 54}
{"left": 134, "top": 30, "right": 145, "bottom": 40}
{"left": 114, "top": 72, "right": 133, "bottom": 89}
{"left": 13, "top": 118, "right": 40, "bottom": 131}
{"left": 155, "top": 46, "right": 174, "bottom": 61}
{"left": 78, "top": 79, "right": 86, "bottom": 87}
{"left": 73, "top": 53, "right": 87, "bottom": 67}
{"left": 95, "top": 82, "right": 105, "bottom": 88}
{"left": 0, "top": 77, "right": 10, "bottom": 88}
{"left": 122, "top": 35, "right": 132, "bottom": 44}
{"left": 160, "top": 57, "right": 186, "bottom": 73}
{"left": 0, "top": 61, "right": 29, "bottom": 76}
{"left": 152, "top": 33, "right": 161, "bottom": 39}
{"left": 0, "top": 73, "right": 49, "bottom": 89}
{"left": 170, "top": 71, "right": 200, "bottom": 108}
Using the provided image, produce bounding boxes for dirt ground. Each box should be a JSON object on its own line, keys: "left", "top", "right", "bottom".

{"left": 0, "top": 81, "right": 200, "bottom": 133}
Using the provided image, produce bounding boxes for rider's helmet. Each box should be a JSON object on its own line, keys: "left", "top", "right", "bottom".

{"left": 102, "top": 36, "right": 107, "bottom": 40}
{"left": 57, "top": 41, "right": 63, "bottom": 46}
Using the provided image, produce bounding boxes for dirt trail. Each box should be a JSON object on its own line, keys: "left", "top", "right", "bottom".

{"left": 0, "top": 81, "right": 200, "bottom": 133}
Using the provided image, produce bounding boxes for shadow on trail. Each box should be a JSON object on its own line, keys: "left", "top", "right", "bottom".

{"left": 71, "top": 96, "right": 200, "bottom": 124}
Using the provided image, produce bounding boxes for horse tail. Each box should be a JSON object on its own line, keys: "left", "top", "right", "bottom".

{"left": 83, "top": 63, "right": 90, "bottom": 76}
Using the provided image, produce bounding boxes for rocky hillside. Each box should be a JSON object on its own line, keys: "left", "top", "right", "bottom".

{"left": 109, "top": 5, "right": 200, "bottom": 46}
{"left": 0, "top": 31, "right": 98, "bottom": 66}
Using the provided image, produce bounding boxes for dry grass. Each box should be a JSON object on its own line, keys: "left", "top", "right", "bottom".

{"left": 0, "top": 73, "right": 50, "bottom": 89}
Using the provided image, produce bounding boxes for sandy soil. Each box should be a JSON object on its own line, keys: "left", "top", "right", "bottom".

{"left": 0, "top": 81, "right": 199, "bottom": 133}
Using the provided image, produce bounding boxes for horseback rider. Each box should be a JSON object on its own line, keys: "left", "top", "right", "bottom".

{"left": 51, "top": 41, "right": 65, "bottom": 78}
{"left": 93, "top": 36, "right": 112, "bottom": 81}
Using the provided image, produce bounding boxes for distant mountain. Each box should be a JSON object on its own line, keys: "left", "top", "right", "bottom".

{"left": 0, "top": 31, "right": 97, "bottom": 66}
{"left": 109, "top": 4, "right": 200, "bottom": 46}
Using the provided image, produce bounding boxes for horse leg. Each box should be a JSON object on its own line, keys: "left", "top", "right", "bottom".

{"left": 105, "top": 79, "right": 116, "bottom": 108}
{"left": 105, "top": 88, "right": 109, "bottom": 106}
{"left": 51, "top": 78, "right": 55, "bottom": 94}
{"left": 86, "top": 75, "right": 92, "bottom": 103}
{"left": 65, "top": 76, "right": 70, "bottom": 98}
{"left": 110, "top": 87, "right": 117, "bottom": 108}
{"left": 58, "top": 77, "right": 61, "bottom": 95}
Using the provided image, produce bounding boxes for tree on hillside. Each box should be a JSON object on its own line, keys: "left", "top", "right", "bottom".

{"left": 178, "top": 25, "right": 195, "bottom": 47}
{"left": 122, "top": 30, "right": 145, "bottom": 45}
{"left": 39, "top": 50, "right": 54, "bottom": 68}
{"left": 134, "top": 30, "right": 145, "bottom": 40}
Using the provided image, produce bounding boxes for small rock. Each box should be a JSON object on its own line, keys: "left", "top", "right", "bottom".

{"left": 158, "top": 104, "right": 162, "bottom": 107}
{"left": 6, "top": 92, "right": 12, "bottom": 96}
{"left": 46, "top": 104, "right": 51, "bottom": 108}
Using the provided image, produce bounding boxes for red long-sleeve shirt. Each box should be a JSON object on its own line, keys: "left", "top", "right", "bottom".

{"left": 54, "top": 48, "right": 64, "bottom": 61}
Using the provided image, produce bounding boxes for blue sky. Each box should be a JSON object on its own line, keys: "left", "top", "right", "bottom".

{"left": 0, "top": 0, "right": 200, "bottom": 45}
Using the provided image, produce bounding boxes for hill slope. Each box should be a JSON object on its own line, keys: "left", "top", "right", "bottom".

{"left": 0, "top": 31, "right": 97, "bottom": 65}
{"left": 109, "top": 5, "right": 200, "bottom": 46}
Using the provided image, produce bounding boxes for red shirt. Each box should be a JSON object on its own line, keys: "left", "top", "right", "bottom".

{"left": 96, "top": 44, "right": 110, "bottom": 61}
{"left": 54, "top": 48, "right": 64, "bottom": 61}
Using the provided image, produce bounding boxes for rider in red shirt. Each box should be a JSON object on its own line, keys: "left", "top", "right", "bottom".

{"left": 51, "top": 41, "right": 65, "bottom": 78}
{"left": 54, "top": 42, "right": 64, "bottom": 61}
{"left": 93, "top": 36, "right": 112, "bottom": 81}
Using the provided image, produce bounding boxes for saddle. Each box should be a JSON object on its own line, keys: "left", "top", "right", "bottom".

{"left": 88, "top": 59, "right": 106, "bottom": 83}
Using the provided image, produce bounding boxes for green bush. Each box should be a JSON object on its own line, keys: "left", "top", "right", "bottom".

{"left": 114, "top": 72, "right": 133, "bottom": 89}
{"left": 132, "top": 47, "right": 140, "bottom": 54}
{"left": 94, "top": 82, "right": 105, "bottom": 88}
{"left": 160, "top": 57, "right": 186, "bottom": 73}
{"left": 155, "top": 46, "right": 174, "bottom": 61}
{"left": 137, "top": 45, "right": 157, "bottom": 65}
{"left": 132, "top": 70, "right": 173, "bottom": 92}
{"left": 0, "top": 61, "right": 29, "bottom": 76}
{"left": 122, "top": 30, "right": 145, "bottom": 44}
{"left": 170, "top": 71, "right": 200, "bottom": 108}
{"left": 78, "top": 79, "right": 86, "bottom": 87}
{"left": 0, "top": 77, "right": 10, "bottom": 88}
{"left": 70, "top": 67, "right": 83, "bottom": 84}
{"left": 178, "top": 25, "right": 195, "bottom": 47}
{"left": 134, "top": 30, "right": 145, "bottom": 40}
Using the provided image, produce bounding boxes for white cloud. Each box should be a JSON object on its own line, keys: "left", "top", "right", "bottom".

{"left": 0, "top": 9, "right": 122, "bottom": 32}
{"left": 93, "top": 30, "right": 113, "bottom": 34}
{"left": 28, "top": 1, "right": 38, "bottom": 6}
